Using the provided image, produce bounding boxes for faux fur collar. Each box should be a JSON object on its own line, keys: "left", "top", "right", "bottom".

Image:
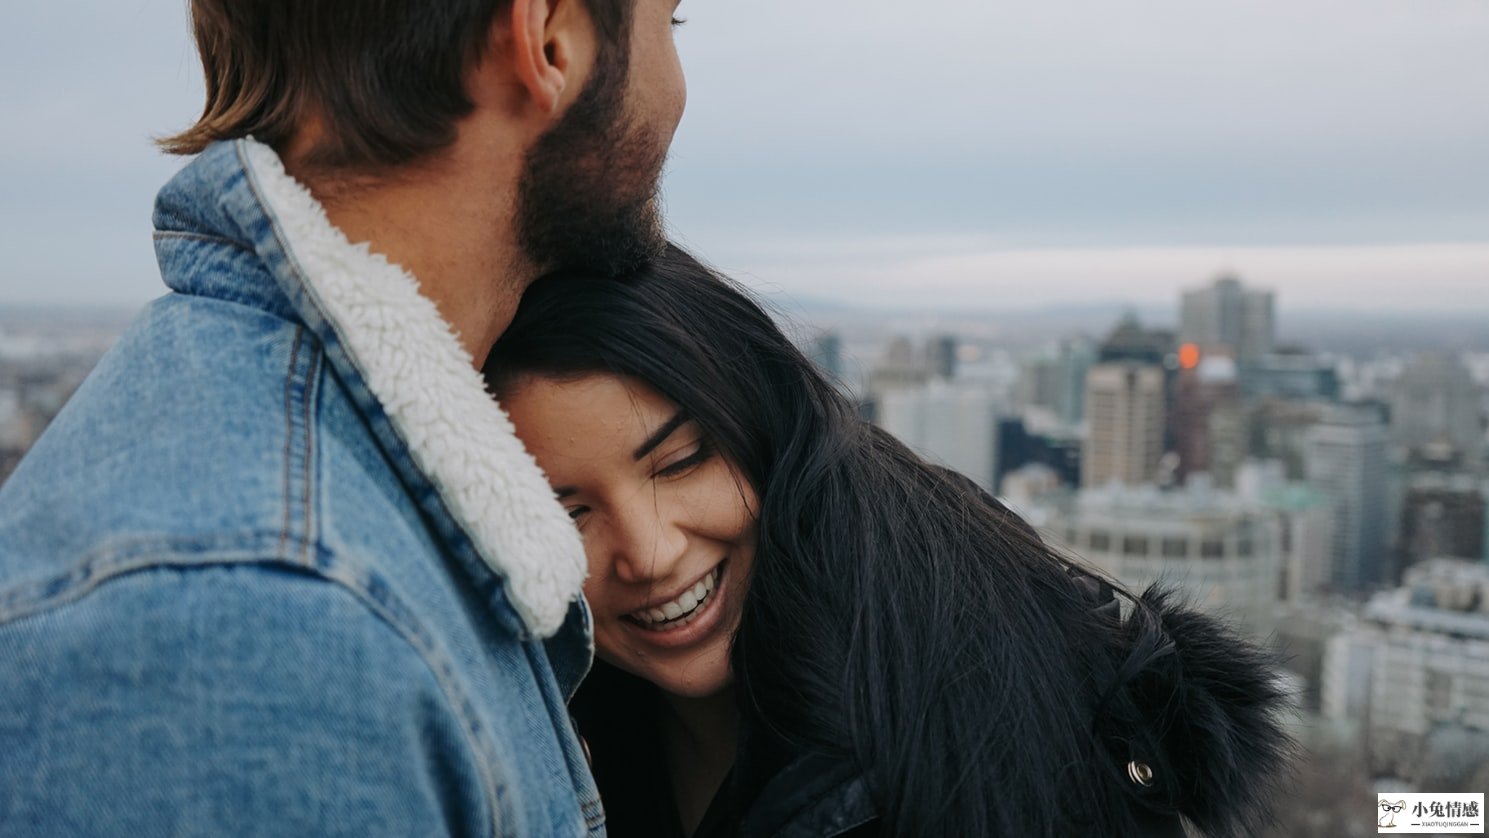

{"left": 241, "top": 139, "right": 587, "bottom": 638}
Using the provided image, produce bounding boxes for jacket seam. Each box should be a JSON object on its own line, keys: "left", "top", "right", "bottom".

{"left": 277, "top": 327, "right": 321, "bottom": 565}
{"left": 524, "top": 640, "right": 606, "bottom": 831}
{"left": 152, "top": 230, "right": 255, "bottom": 252}
{"left": 279, "top": 328, "right": 305, "bottom": 562}
{"left": 302, "top": 340, "right": 321, "bottom": 564}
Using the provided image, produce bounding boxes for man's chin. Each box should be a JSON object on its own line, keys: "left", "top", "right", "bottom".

{"left": 539, "top": 205, "right": 666, "bottom": 278}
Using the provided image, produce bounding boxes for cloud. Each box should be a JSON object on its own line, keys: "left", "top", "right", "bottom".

{"left": 2, "top": 1, "right": 1486, "bottom": 308}
{"left": 690, "top": 238, "right": 1489, "bottom": 314}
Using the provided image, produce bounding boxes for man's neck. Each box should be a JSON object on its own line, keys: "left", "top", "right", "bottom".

{"left": 289, "top": 155, "right": 533, "bottom": 368}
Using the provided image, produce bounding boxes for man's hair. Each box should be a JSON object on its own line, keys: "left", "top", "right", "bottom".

{"left": 159, "top": 0, "right": 633, "bottom": 168}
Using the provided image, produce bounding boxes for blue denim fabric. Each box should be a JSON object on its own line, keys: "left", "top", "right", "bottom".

{"left": 0, "top": 142, "right": 603, "bottom": 836}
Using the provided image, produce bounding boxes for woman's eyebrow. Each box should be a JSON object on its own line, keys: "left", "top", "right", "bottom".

{"left": 633, "top": 411, "right": 690, "bottom": 461}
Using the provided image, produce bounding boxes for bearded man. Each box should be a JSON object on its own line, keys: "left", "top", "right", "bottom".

{"left": 0, "top": 1, "right": 686, "bottom": 834}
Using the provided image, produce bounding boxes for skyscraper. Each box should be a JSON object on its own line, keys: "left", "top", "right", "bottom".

{"left": 926, "top": 334, "right": 959, "bottom": 381}
{"left": 876, "top": 379, "right": 1003, "bottom": 492}
{"left": 1020, "top": 336, "right": 1096, "bottom": 427}
{"left": 1172, "top": 354, "right": 1241, "bottom": 484}
{"left": 1179, "top": 275, "right": 1275, "bottom": 361}
{"left": 1305, "top": 408, "right": 1390, "bottom": 591}
{"left": 1083, "top": 363, "right": 1166, "bottom": 488}
{"left": 1391, "top": 352, "right": 1484, "bottom": 470}
{"left": 807, "top": 329, "right": 844, "bottom": 382}
{"left": 1398, "top": 472, "right": 1486, "bottom": 571}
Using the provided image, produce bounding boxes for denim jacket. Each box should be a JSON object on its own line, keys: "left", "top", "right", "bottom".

{"left": 0, "top": 140, "right": 603, "bottom": 837}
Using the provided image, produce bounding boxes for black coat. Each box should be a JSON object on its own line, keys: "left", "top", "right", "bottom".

{"left": 572, "top": 661, "right": 1192, "bottom": 837}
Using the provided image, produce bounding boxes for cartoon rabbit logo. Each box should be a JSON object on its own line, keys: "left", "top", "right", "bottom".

{"left": 1379, "top": 799, "right": 1405, "bottom": 828}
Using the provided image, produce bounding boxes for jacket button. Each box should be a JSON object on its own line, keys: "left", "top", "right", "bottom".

{"left": 1126, "top": 760, "right": 1154, "bottom": 788}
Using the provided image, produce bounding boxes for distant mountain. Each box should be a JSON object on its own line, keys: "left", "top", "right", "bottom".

{"left": 765, "top": 295, "right": 1488, "bottom": 355}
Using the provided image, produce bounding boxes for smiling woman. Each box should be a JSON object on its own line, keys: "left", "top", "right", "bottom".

{"left": 500, "top": 373, "right": 757, "bottom": 701}
{"left": 485, "top": 245, "right": 1295, "bottom": 837}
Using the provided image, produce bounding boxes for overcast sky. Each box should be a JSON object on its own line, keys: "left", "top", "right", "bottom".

{"left": 2, "top": 0, "right": 1486, "bottom": 314}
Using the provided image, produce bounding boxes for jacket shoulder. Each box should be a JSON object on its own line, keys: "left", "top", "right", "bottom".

{"left": 0, "top": 292, "right": 417, "bottom": 590}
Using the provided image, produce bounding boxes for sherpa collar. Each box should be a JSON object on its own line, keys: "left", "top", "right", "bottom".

{"left": 239, "top": 139, "right": 587, "bottom": 638}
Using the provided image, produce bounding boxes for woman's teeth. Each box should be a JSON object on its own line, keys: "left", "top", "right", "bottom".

{"left": 632, "top": 566, "right": 721, "bottom": 629}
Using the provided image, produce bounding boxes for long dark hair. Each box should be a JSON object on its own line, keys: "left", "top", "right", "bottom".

{"left": 486, "top": 245, "right": 1292, "bottom": 836}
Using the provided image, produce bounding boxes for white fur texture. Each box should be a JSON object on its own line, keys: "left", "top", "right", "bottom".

{"left": 241, "top": 139, "right": 586, "bottom": 638}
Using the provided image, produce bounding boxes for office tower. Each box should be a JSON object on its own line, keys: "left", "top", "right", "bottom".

{"left": 875, "top": 379, "right": 1003, "bottom": 492}
{"left": 996, "top": 417, "right": 1082, "bottom": 491}
{"left": 1305, "top": 409, "right": 1390, "bottom": 592}
{"left": 1239, "top": 352, "right": 1341, "bottom": 403}
{"left": 1391, "top": 353, "right": 1484, "bottom": 470}
{"left": 1323, "top": 559, "right": 1489, "bottom": 784}
{"left": 1238, "top": 462, "right": 1336, "bottom": 603}
{"left": 926, "top": 334, "right": 959, "bottom": 381}
{"left": 1179, "top": 274, "right": 1274, "bottom": 361}
{"left": 1031, "top": 484, "right": 1282, "bottom": 634}
{"left": 1398, "top": 472, "right": 1486, "bottom": 570}
{"left": 1083, "top": 363, "right": 1165, "bottom": 488}
{"left": 1172, "top": 353, "right": 1241, "bottom": 484}
{"left": 1098, "top": 313, "right": 1174, "bottom": 366}
{"left": 1207, "top": 405, "right": 1249, "bottom": 489}
{"left": 808, "top": 330, "right": 844, "bottom": 382}
{"left": 1020, "top": 337, "right": 1096, "bottom": 427}
{"left": 1249, "top": 399, "right": 1330, "bottom": 480}
{"left": 866, "top": 336, "right": 929, "bottom": 404}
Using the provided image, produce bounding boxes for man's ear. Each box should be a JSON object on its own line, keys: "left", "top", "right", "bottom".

{"left": 504, "top": 0, "right": 594, "bottom": 115}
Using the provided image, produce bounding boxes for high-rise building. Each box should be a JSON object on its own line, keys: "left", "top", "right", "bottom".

{"left": 1323, "top": 559, "right": 1489, "bottom": 784}
{"left": 867, "top": 335, "right": 928, "bottom": 395}
{"left": 1397, "top": 472, "right": 1486, "bottom": 573}
{"left": 1179, "top": 275, "right": 1274, "bottom": 361}
{"left": 1028, "top": 484, "right": 1282, "bottom": 634}
{"left": 1019, "top": 337, "right": 1096, "bottom": 427}
{"left": 1207, "top": 406, "right": 1250, "bottom": 489}
{"left": 875, "top": 379, "right": 1003, "bottom": 492}
{"left": 996, "top": 417, "right": 1082, "bottom": 491}
{"left": 808, "top": 330, "right": 844, "bottom": 383}
{"left": 926, "top": 334, "right": 959, "bottom": 381}
{"left": 1305, "top": 408, "right": 1390, "bottom": 592}
{"left": 1239, "top": 351, "right": 1341, "bottom": 403}
{"left": 1391, "top": 353, "right": 1484, "bottom": 470}
{"left": 1173, "top": 354, "right": 1241, "bottom": 484}
{"left": 1098, "top": 313, "right": 1174, "bottom": 367}
{"left": 1083, "top": 363, "right": 1165, "bottom": 488}
{"left": 1248, "top": 399, "right": 1330, "bottom": 480}
{"left": 1237, "top": 462, "right": 1336, "bottom": 603}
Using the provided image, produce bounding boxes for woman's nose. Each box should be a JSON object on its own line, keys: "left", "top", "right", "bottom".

{"left": 606, "top": 494, "right": 688, "bottom": 586}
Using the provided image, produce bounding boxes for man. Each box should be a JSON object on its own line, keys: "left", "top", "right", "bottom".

{"left": 0, "top": 0, "right": 685, "bottom": 834}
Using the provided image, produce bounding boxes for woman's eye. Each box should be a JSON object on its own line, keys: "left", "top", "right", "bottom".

{"left": 671, "top": 16, "right": 687, "bottom": 27}
{"left": 566, "top": 505, "right": 590, "bottom": 523}
{"left": 656, "top": 441, "right": 713, "bottom": 478}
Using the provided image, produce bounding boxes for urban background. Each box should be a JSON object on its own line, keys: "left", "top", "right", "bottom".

{"left": 4, "top": 2, "right": 1488, "bottom": 836}
{"left": 6, "top": 274, "right": 1488, "bottom": 835}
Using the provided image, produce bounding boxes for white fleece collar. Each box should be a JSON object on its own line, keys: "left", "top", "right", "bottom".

{"left": 241, "top": 139, "right": 586, "bottom": 638}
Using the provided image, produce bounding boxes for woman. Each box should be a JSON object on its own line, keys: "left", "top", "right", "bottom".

{"left": 485, "top": 245, "right": 1293, "bottom": 837}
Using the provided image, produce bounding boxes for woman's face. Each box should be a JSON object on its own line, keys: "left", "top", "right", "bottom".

{"left": 502, "top": 373, "right": 757, "bottom": 699}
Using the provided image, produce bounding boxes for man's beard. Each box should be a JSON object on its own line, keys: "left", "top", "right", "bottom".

{"left": 515, "top": 39, "right": 668, "bottom": 278}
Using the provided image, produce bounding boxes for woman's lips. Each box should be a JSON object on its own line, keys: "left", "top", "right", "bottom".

{"left": 620, "top": 560, "right": 730, "bottom": 650}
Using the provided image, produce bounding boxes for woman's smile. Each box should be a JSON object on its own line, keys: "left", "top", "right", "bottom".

{"left": 501, "top": 372, "right": 758, "bottom": 698}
